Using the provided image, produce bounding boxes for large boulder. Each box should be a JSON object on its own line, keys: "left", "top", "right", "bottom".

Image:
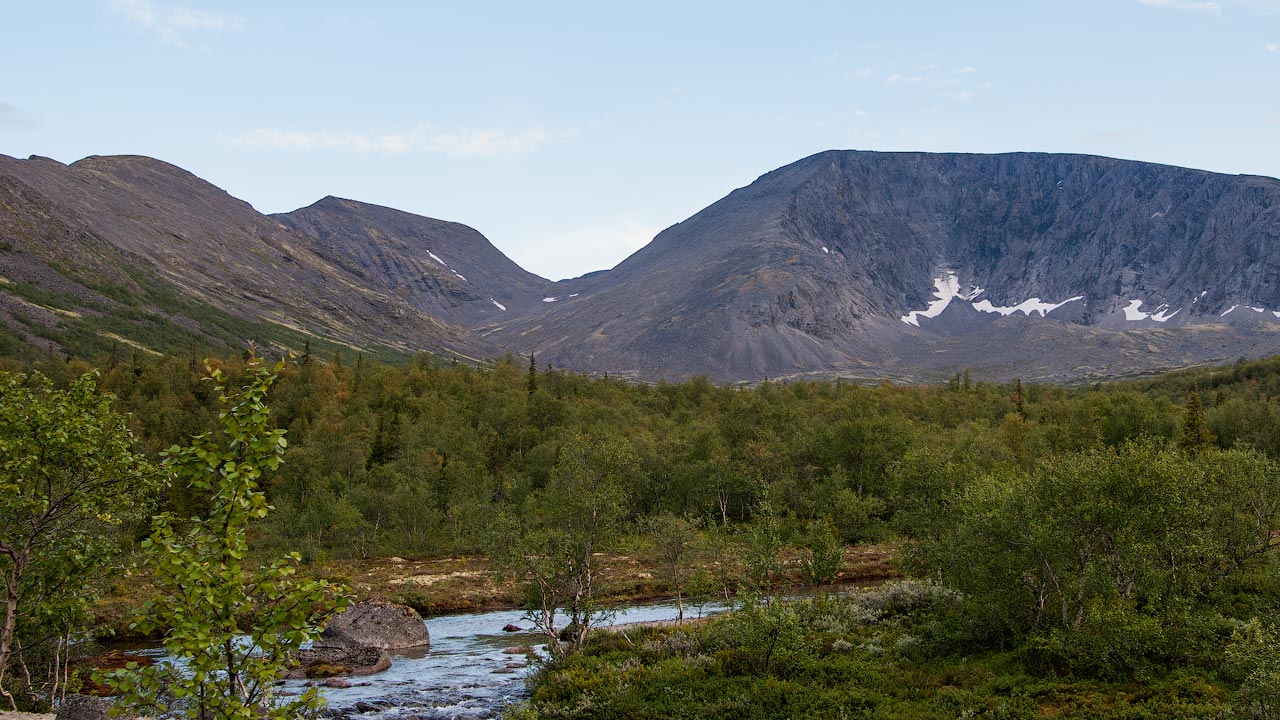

{"left": 56, "top": 694, "right": 140, "bottom": 720}
{"left": 286, "top": 645, "right": 392, "bottom": 679}
{"left": 317, "top": 600, "right": 429, "bottom": 650}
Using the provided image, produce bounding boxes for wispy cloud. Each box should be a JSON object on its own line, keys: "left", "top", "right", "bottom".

{"left": 106, "top": 0, "right": 244, "bottom": 48}
{"left": 880, "top": 64, "right": 986, "bottom": 102}
{"left": 884, "top": 73, "right": 924, "bottom": 85}
{"left": 224, "top": 124, "right": 551, "bottom": 158}
{"left": 0, "top": 101, "right": 21, "bottom": 126}
{"left": 1267, "top": 42, "right": 1279, "bottom": 51}
{"left": 1136, "top": 0, "right": 1280, "bottom": 11}
{"left": 1137, "top": 0, "right": 1223, "bottom": 12}
{"left": 1236, "top": 0, "right": 1280, "bottom": 11}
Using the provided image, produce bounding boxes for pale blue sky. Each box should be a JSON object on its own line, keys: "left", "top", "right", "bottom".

{"left": 2, "top": 1, "right": 1277, "bottom": 279}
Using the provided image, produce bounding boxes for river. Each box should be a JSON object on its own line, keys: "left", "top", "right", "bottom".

{"left": 127, "top": 599, "right": 727, "bottom": 719}
{"left": 123, "top": 582, "right": 883, "bottom": 718}
{"left": 310, "top": 600, "right": 724, "bottom": 719}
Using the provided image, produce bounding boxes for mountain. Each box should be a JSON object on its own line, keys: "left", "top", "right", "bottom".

{"left": 274, "top": 196, "right": 555, "bottom": 326}
{"left": 3, "top": 149, "right": 1279, "bottom": 383}
{"left": 479, "top": 151, "right": 1280, "bottom": 382}
{"left": 0, "top": 154, "right": 495, "bottom": 361}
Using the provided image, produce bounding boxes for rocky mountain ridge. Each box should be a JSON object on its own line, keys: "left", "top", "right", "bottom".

{"left": 2, "top": 149, "right": 1278, "bottom": 382}
{"left": 0, "top": 153, "right": 494, "bottom": 362}
{"left": 478, "top": 151, "right": 1280, "bottom": 381}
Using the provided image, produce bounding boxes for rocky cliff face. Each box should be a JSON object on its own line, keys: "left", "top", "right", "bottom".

{"left": 480, "top": 151, "right": 1280, "bottom": 382}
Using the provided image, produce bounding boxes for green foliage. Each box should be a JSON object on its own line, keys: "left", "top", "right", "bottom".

{"left": 515, "top": 582, "right": 1232, "bottom": 719}
{"left": 0, "top": 371, "right": 157, "bottom": 711}
{"left": 1181, "top": 389, "right": 1216, "bottom": 453}
{"left": 491, "top": 433, "right": 637, "bottom": 654}
{"left": 1227, "top": 618, "right": 1280, "bottom": 719}
{"left": 740, "top": 501, "right": 783, "bottom": 601}
{"left": 800, "top": 518, "right": 844, "bottom": 587}
{"left": 643, "top": 514, "right": 700, "bottom": 622}
{"left": 911, "top": 440, "right": 1280, "bottom": 657}
{"left": 11, "top": 348, "right": 1280, "bottom": 568}
{"left": 102, "top": 359, "right": 349, "bottom": 719}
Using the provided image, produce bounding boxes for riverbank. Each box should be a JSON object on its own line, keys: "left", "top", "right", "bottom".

{"left": 327, "top": 542, "right": 898, "bottom": 616}
{"left": 509, "top": 582, "right": 1239, "bottom": 720}
{"left": 92, "top": 542, "right": 899, "bottom": 639}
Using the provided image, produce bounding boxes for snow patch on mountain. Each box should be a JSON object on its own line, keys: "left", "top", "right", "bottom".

{"left": 973, "top": 296, "right": 1083, "bottom": 317}
{"left": 1124, "top": 300, "right": 1180, "bottom": 322}
{"left": 902, "top": 273, "right": 1082, "bottom": 325}
{"left": 901, "top": 273, "right": 973, "bottom": 326}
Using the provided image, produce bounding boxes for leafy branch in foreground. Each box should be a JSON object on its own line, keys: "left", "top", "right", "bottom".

{"left": 104, "top": 358, "right": 349, "bottom": 719}
{"left": 0, "top": 372, "right": 157, "bottom": 711}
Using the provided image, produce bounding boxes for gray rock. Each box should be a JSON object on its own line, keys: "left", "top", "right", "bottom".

{"left": 317, "top": 600, "right": 429, "bottom": 650}
{"left": 481, "top": 150, "right": 1280, "bottom": 383}
{"left": 56, "top": 694, "right": 138, "bottom": 720}
{"left": 287, "top": 645, "right": 391, "bottom": 679}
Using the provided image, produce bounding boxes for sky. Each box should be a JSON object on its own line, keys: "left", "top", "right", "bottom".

{"left": 1, "top": 1, "right": 1278, "bottom": 280}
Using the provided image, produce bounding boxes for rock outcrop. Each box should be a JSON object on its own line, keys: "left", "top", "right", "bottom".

{"left": 317, "top": 600, "right": 430, "bottom": 650}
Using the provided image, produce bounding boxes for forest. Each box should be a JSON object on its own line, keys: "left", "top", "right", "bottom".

{"left": 4, "top": 346, "right": 1280, "bottom": 717}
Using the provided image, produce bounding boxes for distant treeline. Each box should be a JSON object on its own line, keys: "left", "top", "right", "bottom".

{"left": 5, "top": 347, "right": 1280, "bottom": 562}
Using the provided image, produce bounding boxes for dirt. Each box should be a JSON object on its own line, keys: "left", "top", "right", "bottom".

{"left": 306, "top": 542, "right": 900, "bottom": 618}
{"left": 90, "top": 543, "right": 900, "bottom": 634}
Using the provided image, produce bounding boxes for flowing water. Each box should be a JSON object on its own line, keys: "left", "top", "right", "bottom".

{"left": 305, "top": 600, "right": 730, "bottom": 719}
{"left": 123, "top": 583, "right": 881, "bottom": 718}
{"left": 125, "top": 599, "right": 727, "bottom": 719}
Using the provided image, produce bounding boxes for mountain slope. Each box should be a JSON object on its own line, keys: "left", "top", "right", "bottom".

{"left": 0, "top": 154, "right": 493, "bottom": 361}
{"left": 4, "top": 149, "right": 1279, "bottom": 383}
{"left": 274, "top": 197, "right": 554, "bottom": 327}
{"left": 480, "top": 150, "right": 1280, "bottom": 381}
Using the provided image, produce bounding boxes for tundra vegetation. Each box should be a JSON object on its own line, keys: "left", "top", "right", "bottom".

{"left": 2, "top": 348, "right": 1280, "bottom": 716}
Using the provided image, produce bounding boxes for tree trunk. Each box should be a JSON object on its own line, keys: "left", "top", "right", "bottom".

{"left": 0, "top": 552, "right": 27, "bottom": 711}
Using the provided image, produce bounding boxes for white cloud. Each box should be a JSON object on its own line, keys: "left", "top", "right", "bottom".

{"left": 1267, "top": 42, "right": 1279, "bottom": 51}
{"left": 1235, "top": 0, "right": 1280, "bottom": 11}
{"left": 959, "top": 66, "right": 979, "bottom": 73}
{"left": 1137, "top": 0, "right": 1223, "bottom": 11}
{"left": 854, "top": 67, "right": 873, "bottom": 78}
{"left": 107, "top": 0, "right": 244, "bottom": 47}
{"left": 224, "top": 123, "right": 551, "bottom": 158}
{"left": 428, "top": 128, "right": 550, "bottom": 157}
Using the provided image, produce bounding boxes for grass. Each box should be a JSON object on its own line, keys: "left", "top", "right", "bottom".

{"left": 509, "top": 585, "right": 1239, "bottom": 720}
{"left": 0, "top": 263, "right": 416, "bottom": 366}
